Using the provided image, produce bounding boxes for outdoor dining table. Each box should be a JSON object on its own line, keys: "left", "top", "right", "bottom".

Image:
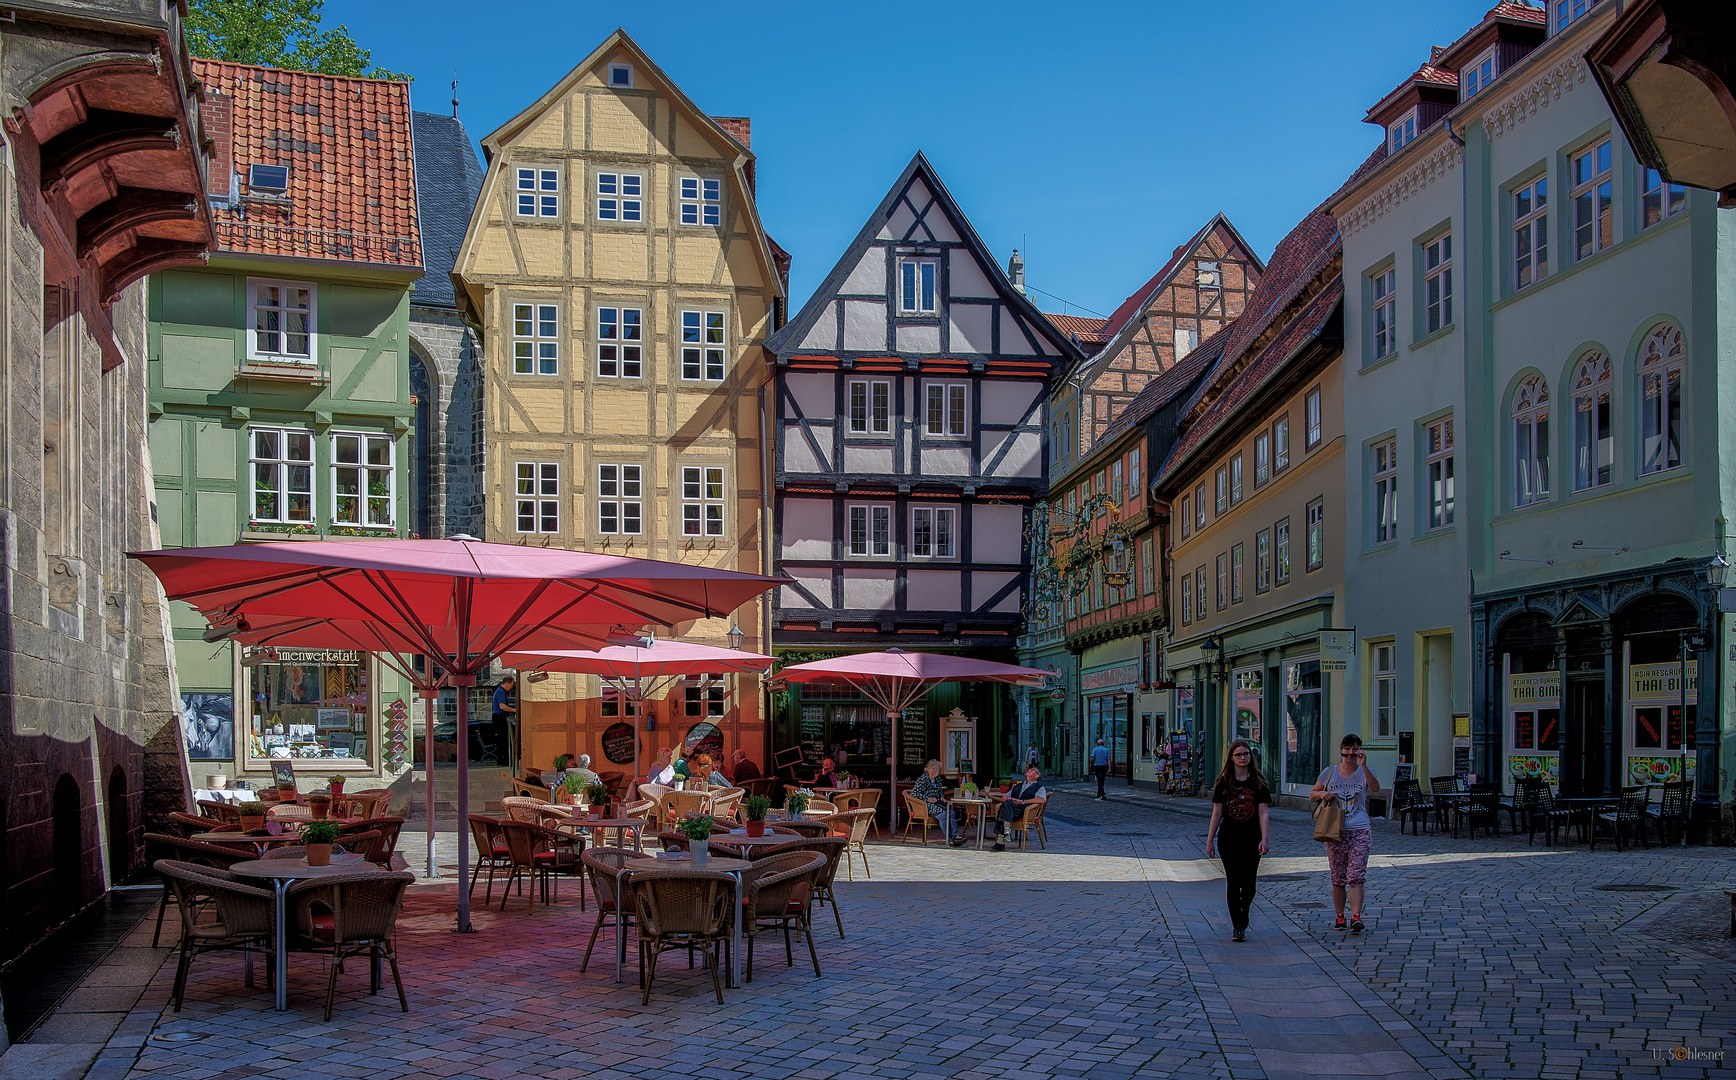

{"left": 618, "top": 853, "right": 752, "bottom": 989}
{"left": 555, "top": 816, "right": 646, "bottom": 852}
{"left": 189, "top": 830, "right": 306, "bottom": 856}
{"left": 231, "top": 854, "right": 380, "bottom": 1010}
{"left": 945, "top": 795, "right": 994, "bottom": 849}
{"left": 1553, "top": 795, "right": 1620, "bottom": 842}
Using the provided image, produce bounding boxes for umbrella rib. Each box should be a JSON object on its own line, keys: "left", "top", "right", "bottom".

{"left": 469, "top": 578, "right": 562, "bottom": 662}
{"left": 473, "top": 580, "right": 606, "bottom": 663}
{"left": 352, "top": 570, "right": 448, "bottom": 658}
{"left": 547, "top": 576, "right": 728, "bottom": 623}
{"left": 170, "top": 564, "right": 356, "bottom": 609}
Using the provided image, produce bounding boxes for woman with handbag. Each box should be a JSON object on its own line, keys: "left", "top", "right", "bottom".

{"left": 1205, "top": 739, "right": 1269, "bottom": 942}
{"left": 1310, "top": 733, "right": 1378, "bottom": 933}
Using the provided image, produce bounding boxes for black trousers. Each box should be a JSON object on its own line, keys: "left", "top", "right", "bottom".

{"left": 1093, "top": 764, "right": 1109, "bottom": 796}
{"left": 1220, "top": 838, "right": 1261, "bottom": 929}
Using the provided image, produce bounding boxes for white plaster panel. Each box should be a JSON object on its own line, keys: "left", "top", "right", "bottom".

{"left": 906, "top": 178, "right": 932, "bottom": 207}
{"left": 842, "top": 570, "right": 896, "bottom": 610}
{"left": 780, "top": 499, "right": 833, "bottom": 560}
{"left": 948, "top": 250, "right": 995, "bottom": 298}
{"left": 924, "top": 208, "right": 960, "bottom": 243}
{"left": 973, "top": 505, "right": 1025, "bottom": 563}
{"left": 923, "top": 446, "right": 972, "bottom": 476}
{"left": 980, "top": 380, "right": 1040, "bottom": 425}
{"left": 843, "top": 301, "right": 887, "bottom": 352}
{"left": 948, "top": 303, "right": 994, "bottom": 354}
{"left": 884, "top": 200, "right": 916, "bottom": 241}
{"left": 799, "top": 303, "right": 838, "bottom": 350}
{"left": 843, "top": 445, "right": 895, "bottom": 473}
{"left": 906, "top": 570, "right": 960, "bottom": 612}
{"left": 780, "top": 430, "right": 824, "bottom": 474}
{"left": 780, "top": 567, "right": 834, "bottom": 609}
{"left": 972, "top": 572, "right": 1022, "bottom": 613}
{"left": 785, "top": 372, "right": 836, "bottom": 419}
{"left": 999, "top": 432, "right": 1042, "bottom": 477}
{"left": 998, "top": 308, "right": 1034, "bottom": 355}
{"left": 895, "top": 323, "right": 940, "bottom": 354}
{"left": 840, "top": 248, "right": 886, "bottom": 296}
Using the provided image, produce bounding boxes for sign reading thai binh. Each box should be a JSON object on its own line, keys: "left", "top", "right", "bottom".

{"left": 1628, "top": 662, "right": 1697, "bottom": 700}
{"left": 1507, "top": 671, "right": 1561, "bottom": 705}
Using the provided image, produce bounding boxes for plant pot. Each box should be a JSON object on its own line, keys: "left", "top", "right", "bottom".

{"left": 1000, "top": 784, "right": 1011, "bottom": 793}
{"left": 589, "top": 809, "right": 601, "bottom": 821}
{"left": 278, "top": 787, "right": 298, "bottom": 803}
{"left": 310, "top": 802, "right": 330, "bottom": 820}
{"left": 305, "top": 843, "right": 332, "bottom": 867}
{"left": 205, "top": 774, "right": 227, "bottom": 790}
{"left": 690, "top": 845, "right": 708, "bottom": 868}
{"left": 240, "top": 815, "right": 265, "bottom": 832}
{"left": 745, "top": 819, "right": 766, "bottom": 837}
{"left": 329, "top": 782, "right": 344, "bottom": 796}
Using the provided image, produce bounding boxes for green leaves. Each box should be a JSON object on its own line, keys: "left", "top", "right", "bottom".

{"left": 186, "top": 0, "right": 409, "bottom": 81}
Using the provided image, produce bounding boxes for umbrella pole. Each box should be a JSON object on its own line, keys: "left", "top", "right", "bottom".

{"left": 889, "top": 710, "right": 899, "bottom": 830}
{"left": 451, "top": 672, "right": 476, "bottom": 933}
{"left": 421, "top": 688, "right": 441, "bottom": 879}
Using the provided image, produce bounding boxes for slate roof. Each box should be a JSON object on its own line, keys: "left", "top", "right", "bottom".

{"left": 196, "top": 59, "right": 421, "bottom": 269}
{"left": 411, "top": 112, "right": 484, "bottom": 308}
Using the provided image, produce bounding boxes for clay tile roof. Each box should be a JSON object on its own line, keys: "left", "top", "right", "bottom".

{"left": 195, "top": 59, "right": 421, "bottom": 269}
{"left": 1489, "top": 0, "right": 1546, "bottom": 24}
{"left": 1097, "top": 221, "right": 1215, "bottom": 341}
{"left": 1097, "top": 320, "right": 1236, "bottom": 445}
{"left": 1367, "top": 62, "right": 1460, "bottom": 121}
{"left": 1044, "top": 313, "right": 1112, "bottom": 344}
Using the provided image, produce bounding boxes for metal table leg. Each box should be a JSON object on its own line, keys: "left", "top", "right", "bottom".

{"left": 729, "top": 868, "right": 742, "bottom": 989}
{"left": 614, "top": 865, "right": 629, "bottom": 984}
{"left": 978, "top": 805, "right": 989, "bottom": 850}
{"left": 273, "top": 879, "right": 289, "bottom": 1011}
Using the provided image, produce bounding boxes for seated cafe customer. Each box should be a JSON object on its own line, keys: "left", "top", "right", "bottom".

{"left": 913, "top": 759, "right": 965, "bottom": 843}
{"left": 815, "top": 757, "right": 839, "bottom": 789}
{"left": 988, "top": 765, "right": 1047, "bottom": 852}
{"left": 730, "top": 749, "right": 762, "bottom": 782}
{"left": 693, "top": 754, "right": 730, "bottom": 788}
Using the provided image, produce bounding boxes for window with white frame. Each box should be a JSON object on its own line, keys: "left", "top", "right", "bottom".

{"left": 1230, "top": 543, "right": 1244, "bottom": 604}
{"left": 249, "top": 279, "right": 315, "bottom": 363}
{"left": 910, "top": 505, "right": 956, "bottom": 558}
{"left": 1371, "top": 265, "right": 1396, "bottom": 360}
{"left": 516, "top": 167, "right": 559, "bottom": 218}
{"left": 1424, "top": 231, "right": 1452, "bottom": 335}
{"left": 596, "top": 464, "right": 642, "bottom": 534}
{"left": 1571, "top": 138, "right": 1613, "bottom": 261}
{"left": 608, "top": 63, "right": 633, "bottom": 88}
{"left": 848, "top": 379, "right": 891, "bottom": 434}
{"left": 1255, "top": 528, "right": 1271, "bottom": 593}
{"left": 1230, "top": 454, "right": 1243, "bottom": 505}
{"left": 1274, "top": 415, "right": 1291, "bottom": 471}
{"left": 1215, "top": 465, "right": 1229, "bottom": 514}
{"left": 681, "top": 465, "right": 725, "bottom": 536}
{"left": 513, "top": 303, "right": 559, "bottom": 376}
{"left": 1178, "top": 495, "right": 1192, "bottom": 538}
{"left": 1274, "top": 517, "right": 1291, "bottom": 585}
{"left": 684, "top": 675, "right": 725, "bottom": 718}
{"left": 681, "top": 310, "right": 726, "bottom": 381}
{"left": 1141, "top": 535, "right": 1155, "bottom": 594}
{"left": 899, "top": 259, "right": 938, "bottom": 314}
{"left": 1194, "top": 567, "right": 1207, "bottom": 621}
{"left": 332, "top": 432, "right": 393, "bottom": 528}
{"left": 679, "top": 176, "right": 721, "bottom": 226}
{"left": 1128, "top": 446, "right": 1141, "bottom": 498}
{"left": 1642, "top": 168, "right": 1687, "bottom": 229}
{"left": 1306, "top": 497, "right": 1325, "bottom": 572}
{"left": 1111, "top": 460, "right": 1124, "bottom": 505}
{"left": 1305, "top": 386, "right": 1323, "bottom": 449}
{"left": 1180, "top": 570, "right": 1192, "bottom": 625}
{"left": 515, "top": 462, "right": 559, "bottom": 534}
{"left": 848, "top": 504, "right": 892, "bottom": 557}
{"left": 1255, "top": 432, "right": 1270, "bottom": 487}
{"left": 1194, "top": 483, "right": 1207, "bottom": 530}
{"left": 1215, "top": 553, "right": 1228, "bottom": 610}
{"left": 1462, "top": 48, "right": 1496, "bottom": 98}
{"left": 1425, "top": 417, "right": 1455, "bottom": 530}
{"left": 1571, "top": 351, "right": 1613, "bottom": 491}
{"left": 1388, "top": 110, "right": 1417, "bottom": 153}
{"left": 1371, "top": 439, "right": 1398, "bottom": 544}
{"left": 1373, "top": 643, "right": 1396, "bottom": 739}
{"left": 250, "top": 427, "right": 313, "bottom": 523}
{"left": 1552, "top": 0, "right": 1604, "bottom": 33}
{"left": 925, "top": 383, "right": 967, "bottom": 437}
{"left": 1513, "top": 176, "right": 1549, "bottom": 289}
{"left": 1639, "top": 323, "right": 1684, "bottom": 475}
{"left": 597, "top": 307, "right": 642, "bottom": 378}
{"left": 1513, "top": 374, "right": 1551, "bottom": 507}
{"left": 596, "top": 172, "right": 642, "bottom": 222}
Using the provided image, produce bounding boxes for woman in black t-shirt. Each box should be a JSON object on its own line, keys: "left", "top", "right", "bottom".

{"left": 1206, "top": 739, "right": 1271, "bottom": 942}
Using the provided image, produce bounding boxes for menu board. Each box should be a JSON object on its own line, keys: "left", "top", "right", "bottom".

{"left": 900, "top": 713, "right": 927, "bottom": 768}
{"left": 601, "top": 721, "right": 637, "bottom": 765}
{"left": 800, "top": 706, "right": 826, "bottom": 766}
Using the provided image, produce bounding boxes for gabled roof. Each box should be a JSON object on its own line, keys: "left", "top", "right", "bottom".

{"left": 1364, "top": 62, "right": 1460, "bottom": 124}
{"left": 411, "top": 112, "right": 483, "bottom": 308}
{"left": 1096, "top": 320, "right": 1236, "bottom": 448}
{"left": 764, "top": 151, "right": 1081, "bottom": 364}
{"left": 1438, "top": 1, "right": 1549, "bottom": 71}
{"left": 195, "top": 59, "right": 421, "bottom": 270}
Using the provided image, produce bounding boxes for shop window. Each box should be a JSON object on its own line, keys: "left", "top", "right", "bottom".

{"left": 247, "top": 649, "right": 372, "bottom": 766}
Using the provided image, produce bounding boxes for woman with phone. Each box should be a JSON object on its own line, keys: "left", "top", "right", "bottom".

{"left": 1309, "top": 733, "right": 1379, "bottom": 932}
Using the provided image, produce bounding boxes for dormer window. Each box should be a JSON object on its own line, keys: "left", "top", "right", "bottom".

{"left": 247, "top": 164, "right": 289, "bottom": 194}
{"left": 1552, "top": 0, "right": 1604, "bottom": 34}
{"left": 1389, "top": 109, "right": 1418, "bottom": 152}
{"left": 1462, "top": 48, "right": 1496, "bottom": 98}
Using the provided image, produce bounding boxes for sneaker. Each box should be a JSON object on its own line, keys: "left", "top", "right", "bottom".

{"left": 1349, "top": 913, "right": 1364, "bottom": 933}
{"left": 1232, "top": 927, "right": 1246, "bottom": 942}
{"left": 1334, "top": 913, "right": 1347, "bottom": 931}
{"left": 991, "top": 842, "right": 1006, "bottom": 852}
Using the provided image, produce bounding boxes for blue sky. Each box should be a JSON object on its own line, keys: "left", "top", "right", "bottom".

{"left": 328, "top": 0, "right": 1508, "bottom": 317}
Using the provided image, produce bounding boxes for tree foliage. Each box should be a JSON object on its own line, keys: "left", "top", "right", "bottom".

{"left": 186, "top": 0, "right": 409, "bottom": 81}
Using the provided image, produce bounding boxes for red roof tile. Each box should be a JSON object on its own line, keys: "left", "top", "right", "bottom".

{"left": 195, "top": 59, "right": 421, "bottom": 269}
{"left": 1366, "top": 62, "right": 1460, "bottom": 121}
{"left": 1045, "top": 313, "right": 1111, "bottom": 343}
{"left": 1097, "top": 221, "right": 1216, "bottom": 341}
{"left": 1096, "top": 320, "right": 1236, "bottom": 446}
{"left": 1489, "top": 0, "right": 1546, "bottom": 24}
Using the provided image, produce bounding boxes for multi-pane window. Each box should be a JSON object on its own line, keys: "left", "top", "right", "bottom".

{"left": 1388, "top": 111, "right": 1417, "bottom": 153}
{"left": 1180, "top": 572, "right": 1192, "bottom": 626}
{"left": 1514, "top": 176, "right": 1549, "bottom": 289}
{"left": 1111, "top": 461, "right": 1124, "bottom": 506}
{"left": 1141, "top": 536, "right": 1155, "bottom": 595}
{"left": 1372, "top": 439, "right": 1398, "bottom": 544}
{"left": 925, "top": 383, "right": 967, "bottom": 437}
{"left": 1571, "top": 352, "right": 1613, "bottom": 491}
{"left": 1462, "top": 48, "right": 1495, "bottom": 98}
{"left": 681, "top": 466, "right": 725, "bottom": 537}
{"left": 1094, "top": 471, "right": 1107, "bottom": 517}
{"left": 1274, "top": 416, "right": 1291, "bottom": 471}
{"left": 1179, "top": 495, "right": 1190, "bottom": 539}
{"left": 1215, "top": 465, "right": 1228, "bottom": 514}
{"left": 1552, "top": 0, "right": 1604, "bottom": 33}
{"left": 250, "top": 427, "right": 313, "bottom": 523}
{"left": 1639, "top": 323, "right": 1685, "bottom": 475}
{"left": 1373, "top": 643, "right": 1396, "bottom": 740}
{"left": 1194, "top": 484, "right": 1207, "bottom": 529}
{"left": 1571, "top": 138, "right": 1613, "bottom": 261}
{"left": 250, "top": 279, "right": 314, "bottom": 362}
{"left": 1424, "top": 232, "right": 1452, "bottom": 334}
{"left": 1215, "top": 553, "right": 1228, "bottom": 611}
{"left": 1230, "top": 454, "right": 1243, "bottom": 505}
{"left": 1255, "top": 432, "right": 1270, "bottom": 487}
{"left": 1230, "top": 543, "right": 1244, "bottom": 604}
{"left": 332, "top": 432, "right": 393, "bottom": 528}
{"left": 1255, "top": 529, "right": 1271, "bottom": 593}
{"left": 1642, "top": 168, "right": 1687, "bottom": 229}
{"left": 515, "top": 462, "right": 559, "bottom": 534}
{"left": 516, "top": 167, "right": 559, "bottom": 218}
{"left": 596, "top": 172, "right": 642, "bottom": 221}
{"left": 681, "top": 310, "right": 726, "bottom": 381}
{"left": 1371, "top": 266, "right": 1397, "bottom": 360}
{"left": 1194, "top": 567, "right": 1207, "bottom": 621}
{"left": 1426, "top": 417, "right": 1455, "bottom": 530}
{"left": 597, "top": 307, "right": 643, "bottom": 378}
{"left": 899, "top": 259, "right": 938, "bottom": 314}
{"left": 679, "top": 176, "right": 721, "bottom": 226}
{"left": 1305, "top": 387, "right": 1322, "bottom": 449}
{"left": 1128, "top": 447, "right": 1141, "bottom": 499}
{"left": 848, "top": 380, "right": 891, "bottom": 434}
{"left": 1275, "top": 517, "right": 1291, "bottom": 585}
{"left": 1513, "top": 374, "right": 1551, "bottom": 507}
{"left": 596, "top": 464, "right": 643, "bottom": 534}
{"left": 684, "top": 676, "right": 725, "bottom": 718}
{"left": 1306, "top": 498, "right": 1325, "bottom": 572}
{"left": 848, "top": 504, "right": 892, "bottom": 557}
{"left": 513, "top": 303, "right": 559, "bottom": 375}
{"left": 911, "top": 506, "right": 956, "bottom": 558}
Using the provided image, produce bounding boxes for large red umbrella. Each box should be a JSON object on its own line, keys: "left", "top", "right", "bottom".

{"left": 130, "top": 538, "right": 782, "bottom": 931}
{"left": 772, "top": 649, "right": 1049, "bottom": 825}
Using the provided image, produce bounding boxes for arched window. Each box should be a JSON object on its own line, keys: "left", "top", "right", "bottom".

{"left": 1513, "top": 374, "right": 1550, "bottom": 508}
{"left": 1639, "top": 323, "right": 1683, "bottom": 475}
{"left": 1570, "top": 351, "right": 1612, "bottom": 490}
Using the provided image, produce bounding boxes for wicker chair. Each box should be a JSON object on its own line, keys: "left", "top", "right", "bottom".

{"left": 145, "top": 834, "right": 255, "bottom": 947}
{"left": 773, "top": 819, "right": 832, "bottom": 839}
{"left": 635, "top": 784, "right": 671, "bottom": 825}
{"left": 631, "top": 869, "right": 736, "bottom": 1004}
{"left": 354, "top": 817, "right": 407, "bottom": 868}
{"left": 902, "top": 793, "right": 943, "bottom": 846}
{"left": 579, "top": 847, "right": 639, "bottom": 973}
{"left": 157, "top": 859, "right": 277, "bottom": 1012}
{"left": 661, "top": 789, "right": 714, "bottom": 823}
{"left": 739, "top": 850, "right": 825, "bottom": 984}
{"left": 496, "top": 819, "right": 584, "bottom": 910}
{"left": 710, "top": 789, "right": 744, "bottom": 822}
{"left": 350, "top": 788, "right": 395, "bottom": 816}
{"left": 1006, "top": 801, "right": 1048, "bottom": 851}
{"left": 288, "top": 870, "right": 414, "bottom": 1021}
{"left": 165, "top": 811, "right": 223, "bottom": 838}
{"left": 791, "top": 837, "right": 848, "bottom": 938}
{"left": 830, "top": 809, "right": 876, "bottom": 881}
{"left": 501, "top": 796, "right": 550, "bottom": 823}
{"left": 197, "top": 800, "right": 241, "bottom": 823}
{"left": 828, "top": 787, "right": 884, "bottom": 839}
{"left": 467, "top": 815, "right": 513, "bottom": 904}
{"left": 267, "top": 803, "right": 312, "bottom": 822}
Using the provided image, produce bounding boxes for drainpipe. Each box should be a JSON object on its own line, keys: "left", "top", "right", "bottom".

{"left": 758, "top": 382, "right": 773, "bottom": 767}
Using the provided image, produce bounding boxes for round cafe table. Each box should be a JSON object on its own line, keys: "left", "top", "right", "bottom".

{"left": 231, "top": 855, "right": 380, "bottom": 1010}
{"left": 621, "top": 854, "right": 752, "bottom": 988}
{"left": 189, "top": 831, "right": 303, "bottom": 856}
{"left": 552, "top": 815, "right": 646, "bottom": 852}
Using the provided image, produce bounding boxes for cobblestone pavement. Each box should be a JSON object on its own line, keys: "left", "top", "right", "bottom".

{"left": 63, "top": 787, "right": 1736, "bottom": 1080}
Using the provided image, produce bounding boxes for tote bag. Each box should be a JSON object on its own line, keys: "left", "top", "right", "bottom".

{"left": 1312, "top": 796, "right": 1344, "bottom": 843}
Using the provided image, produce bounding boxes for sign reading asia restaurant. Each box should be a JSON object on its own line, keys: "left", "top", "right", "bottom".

{"left": 1081, "top": 664, "right": 1139, "bottom": 693}
{"left": 1629, "top": 662, "right": 1697, "bottom": 700}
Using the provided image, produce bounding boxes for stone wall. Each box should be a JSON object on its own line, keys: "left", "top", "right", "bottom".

{"left": 409, "top": 304, "right": 484, "bottom": 539}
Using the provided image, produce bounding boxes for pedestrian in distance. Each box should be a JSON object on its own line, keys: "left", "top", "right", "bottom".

{"left": 1090, "top": 738, "right": 1111, "bottom": 799}
{"left": 1205, "top": 739, "right": 1270, "bottom": 941}
{"left": 1026, "top": 742, "right": 1039, "bottom": 768}
{"left": 1310, "top": 733, "right": 1378, "bottom": 933}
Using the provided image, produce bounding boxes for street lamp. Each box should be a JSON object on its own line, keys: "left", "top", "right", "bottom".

{"left": 1706, "top": 553, "right": 1728, "bottom": 589}
{"left": 727, "top": 622, "right": 745, "bottom": 650}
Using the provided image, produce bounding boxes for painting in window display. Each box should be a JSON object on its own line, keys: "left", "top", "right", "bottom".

{"left": 182, "top": 693, "right": 234, "bottom": 761}
{"left": 247, "top": 649, "right": 372, "bottom": 764}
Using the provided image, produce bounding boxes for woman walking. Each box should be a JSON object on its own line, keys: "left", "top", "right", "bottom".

{"left": 1310, "top": 733, "right": 1379, "bottom": 933}
{"left": 1205, "top": 739, "right": 1270, "bottom": 941}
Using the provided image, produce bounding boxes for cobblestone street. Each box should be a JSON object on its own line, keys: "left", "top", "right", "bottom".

{"left": 32, "top": 789, "right": 1735, "bottom": 1080}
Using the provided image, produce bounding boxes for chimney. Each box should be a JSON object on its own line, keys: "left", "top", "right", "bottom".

{"left": 1007, "top": 248, "right": 1026, "bottom": 295}
{"left": 201, "top": 89, "right": 236, "bottom": 205}
{"left": 711, "top": 116, "right": 755, "bottom": 196}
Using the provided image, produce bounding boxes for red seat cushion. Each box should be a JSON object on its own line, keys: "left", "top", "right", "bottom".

{"left": 309, "top": 913, "right": 335, "bottom": 940}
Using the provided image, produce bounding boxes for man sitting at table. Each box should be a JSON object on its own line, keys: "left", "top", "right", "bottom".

{"left": 991, "top": 765, "right": 1048, "bottom": 852}
{"left": 567, "top": 753, "right": 602, "bottom": 789}
{"left": 815, "top": 757, "right": 840, "bottom": 789}
{"left": 913, "top": 759, "right": 966, "bottom": 845}
{"left": 730, "top": 749, "right": 761, "bottom": 783}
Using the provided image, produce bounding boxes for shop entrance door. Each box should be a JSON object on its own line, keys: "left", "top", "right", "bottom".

{"left": 1562, "top": 676, "right": 1607, "bottom": 797}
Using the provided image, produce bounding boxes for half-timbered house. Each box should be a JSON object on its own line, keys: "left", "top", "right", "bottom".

{"left": 765, "top": 152, "right": 1081, "bottom": 785}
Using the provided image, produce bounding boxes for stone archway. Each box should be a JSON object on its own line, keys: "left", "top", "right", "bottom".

{"left": 51, "top": 774, "right": 82, "bottom": 920}
{"left": 106, "top": 767, "right": 129, "bottom": 884}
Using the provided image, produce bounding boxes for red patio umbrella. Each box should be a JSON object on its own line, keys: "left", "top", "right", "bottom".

{"left": 772, "top": 649, "right": 1049, "bottom": 825}
{"left": 130, "top": 538, "right": 782, "bottom": 931}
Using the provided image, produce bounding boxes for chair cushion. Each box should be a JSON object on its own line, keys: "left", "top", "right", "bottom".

{"left": 309, "top": 913, "right": 335, "bottom": 941}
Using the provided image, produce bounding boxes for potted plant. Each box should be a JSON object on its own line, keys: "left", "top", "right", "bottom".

{"left": 306, "top": 792, "right": 333, "bottom": 820}
{"left": 742, "top": 795, "right": 772, "bottom": 837}
{"left": 677, "top": 815, "right": 714, "bottom": 867}
{"left": 277, "top": 781, "right": 298, "bottom": 803}
{"left": 560, "top": 771, "right": 586, "bottom": 807}
{"left": 836, "top": 770, "right": 852, "bottom": 790}
{"left": 1000, "top": 779, "right": 1012, "bottom": 793}
{"left": 237, "top": 801, "right": 268, "bottom": 833}
{"left": 786, "top": 789, "right": 812, "bottom": 821}
{"left": 584, "top": 781, "right": 610, "bottom": 819}
{"left": 301, "top": 819, "right": 341, "bottom": 866}
{"left": 327, "top": 775, "right": 345, "bottom": 796}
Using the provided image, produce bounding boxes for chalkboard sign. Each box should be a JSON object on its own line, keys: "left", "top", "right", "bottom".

{"left": 900, "top": 713, "right": 927, "bottom": 768}
{"left": 270, "top": 760, "right": 297, "bottom": 788}
{"left": 601, "top": 722, "right": 638, "bottom": 765}
{"left": 1453, "top": 744, "right": 1471, "bottom": 779}
{"left": 684, "top": 721, "right": 723, "bottom": 758}
{"left": 799, "top": 706, "right": 825, "bottom": 766}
